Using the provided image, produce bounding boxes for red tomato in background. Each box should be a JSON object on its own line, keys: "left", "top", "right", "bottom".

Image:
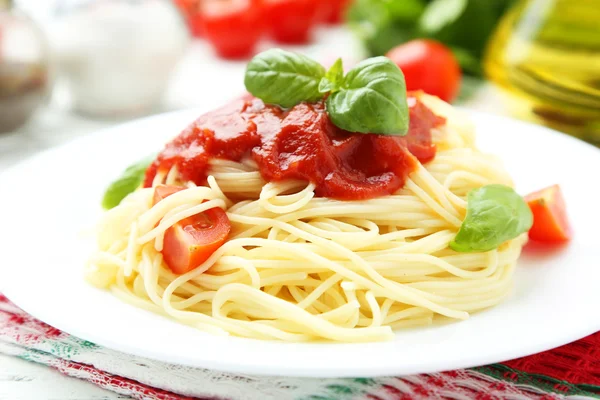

{"left": 386, "top": 39, "right": 461, "bottom": 103}
{"left": 320, "top": 0, "right": 351, "bottom": 23}
{"left": 263, "top": 0, "right": 320, "bottom": 44}
{"left": 173, "top": 0, "right": 204, "bottom": 37}
{"left": 524, "top": 184, "right": 572, "bottom": 243}
{"left": 153, "top": 185, "right": 231, "bottom": 275}
{"left": 187, "top": 7, "right": 205, "bottom": 37}
{"left": 201, "top": 0, "right": 264, "bottom": 59}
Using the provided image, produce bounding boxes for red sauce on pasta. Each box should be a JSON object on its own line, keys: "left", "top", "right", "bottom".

{"left": 144, "top": 93, "right": 444, "bottom": 200}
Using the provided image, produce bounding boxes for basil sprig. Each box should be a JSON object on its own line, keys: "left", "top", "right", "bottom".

{"left": 318, "top": 58, "right": 345, "bottom": 94}
{"left": 450, "top": 185, "right": 533, "bottom": 253}
{"left": 244, "top": 49, "right": 409, "bottom": 136}
{"left": 102, "top": 155, "right": 154, "bottom": 210}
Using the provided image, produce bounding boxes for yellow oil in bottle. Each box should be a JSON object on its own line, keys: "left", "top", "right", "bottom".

{"left": 484, "top": 0, "right": 600, "bottom": 143}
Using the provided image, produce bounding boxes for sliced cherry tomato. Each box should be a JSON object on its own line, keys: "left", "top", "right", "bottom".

{"left": 320, "top": 0, "right": 351, "bottom": 24}
{"left": 263, "top": 0, "right": 320, "bottom": 44}
{"left": 386, "top": 39, "right": 461, "bottom": 103}
{"left": 153, "top": 185, "right": 231, "bottom": 274}
{"left": 153, "top": 185, "right": 185, "bottom": 205}
{"left": 200, "top": 0, "right": 264, "bottom": 59}
{"left": 524, "top": 184, "right": 572, "bottom": 243}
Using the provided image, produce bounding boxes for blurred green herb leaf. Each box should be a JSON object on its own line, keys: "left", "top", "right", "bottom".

{"left": 451, "top": 47, "right": 482, "bottom": 76}
{"left": 347, "top": 0, "right": 423, "bottom": 56}
{"left": 364, "top": 23, "right": 415, "bottom": 57}
{"left": 419, "top": 0, "right": 468, "bottom": 34}
{"left": 386, "top": 0, "right": 427, "bottom": 21}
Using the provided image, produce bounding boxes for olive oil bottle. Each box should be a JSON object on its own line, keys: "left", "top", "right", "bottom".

{"left": 484, "top": 0, "right": 600, "bottom": 143}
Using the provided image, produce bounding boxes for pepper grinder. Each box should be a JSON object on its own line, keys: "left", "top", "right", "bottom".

{"left": 0, "top": 0, "right": 51, "bottom": 132}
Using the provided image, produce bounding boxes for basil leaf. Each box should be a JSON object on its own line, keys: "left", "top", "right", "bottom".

{"left": 319, "top": 58, "right": 345, "bottom": 94}
{"left": 450, "top": 184, "right": 533, "bottom": 253}
{"left": 102, "top": 155, "right": 155, "bottom": 210}
{"left": 244, "top": 49, "right": 326, "bottom": 108}
{"left": 326, "top": 56, "right": 409, "bottom": 135}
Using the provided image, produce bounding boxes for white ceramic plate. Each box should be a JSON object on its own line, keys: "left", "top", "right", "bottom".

{"left": 1, "top": 108, "right": 599, "bottom": 378}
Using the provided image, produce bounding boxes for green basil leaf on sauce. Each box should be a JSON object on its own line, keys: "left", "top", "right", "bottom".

{"left": 326, "top": 56, "right": 409, "bottom": 135}
{"left": 102, "top": 155, "right": 155, "bottom": 210}
{"left": 319, "top": 58, "right": 345, "bottom": 94}
{"left": 244, "top": 48, "right": 326, "bottom": 108}
{"left": 450, "top": 184, "right": 533, "bottom": 253}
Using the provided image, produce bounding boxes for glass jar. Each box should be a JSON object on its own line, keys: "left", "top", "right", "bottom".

{"left": 484, "top": 0, "right": 600, "bottom": 143}
{"left": 50, "top": 0, "right": 189, "bottom": 118}
{"left": 0, "top": 0, "right": 51, "bottom": 132}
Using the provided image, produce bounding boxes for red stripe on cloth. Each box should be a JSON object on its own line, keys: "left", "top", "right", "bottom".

{"left": 395, "top": 372, "right": 561, "bottom": 399}
{"left": 0, "top": 301, "right": 67, "bottom": 345}
{"left": 503, "top": 331, "right": 600, "bottom": 387}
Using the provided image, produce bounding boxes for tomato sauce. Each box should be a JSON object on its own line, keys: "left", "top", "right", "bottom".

{"left": 144, "top": 93, "right": 444, "bottom": 200}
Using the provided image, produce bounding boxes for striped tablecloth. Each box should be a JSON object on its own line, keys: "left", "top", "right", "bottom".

{"left": 0, "top": 294, "right": 598, "bottom": 400}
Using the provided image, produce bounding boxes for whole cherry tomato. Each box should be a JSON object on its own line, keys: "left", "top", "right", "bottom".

{"left": 320, "top": 0, "right": 351, "bottom": 24}
{"left": 386, "top": 39, "right": 461, "bottom": 103}
{"left": 263, "top": 0, "right": 321, "bottom": 44}
{"left": 201, "top": 0, "right": 264, "bottom": 59}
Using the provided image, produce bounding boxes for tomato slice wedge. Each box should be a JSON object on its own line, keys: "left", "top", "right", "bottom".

{"left": 524, "top": 184, "right": 572, "bottom": 243}
{"left": 153, "top": 185, "right": 231, "bottom": 274}
{"left": 153, "top": 185, "right": 185, "bottom": 205}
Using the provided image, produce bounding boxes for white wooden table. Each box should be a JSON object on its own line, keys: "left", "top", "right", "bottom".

{"left": 0, "top": 32, "right": 509, "bottom": 399}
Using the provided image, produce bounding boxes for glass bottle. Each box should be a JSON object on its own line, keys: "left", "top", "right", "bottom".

{"left": 484, "top": 0, "right": 600, "bottom": 143}
{"left": 0, "top": 0, "right": 51, "bottom": 132}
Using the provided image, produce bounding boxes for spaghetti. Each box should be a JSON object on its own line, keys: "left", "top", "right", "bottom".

{"left": 87, "top": 94, "right": 527, "bottom": 342}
